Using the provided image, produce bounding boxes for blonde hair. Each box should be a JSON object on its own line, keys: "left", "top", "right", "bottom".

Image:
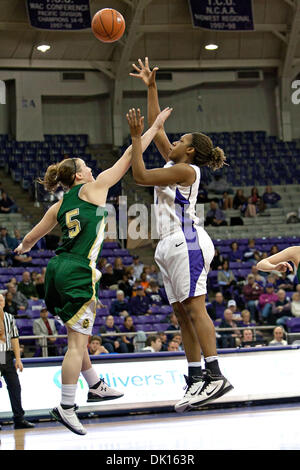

{"left": 38, "top": 158, "right": 80, "bottom": 193}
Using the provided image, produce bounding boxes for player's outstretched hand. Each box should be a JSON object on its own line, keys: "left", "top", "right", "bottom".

{"left": 129, "top": 57, "right": 158, "bottom": 87}
{"left": 153, "top": 107, "right": 173, "bottom": 130}
{"left": 126, "top": 108, "right": 145, "bottom": 137}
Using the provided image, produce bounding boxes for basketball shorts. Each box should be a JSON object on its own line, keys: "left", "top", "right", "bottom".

{"left": 44, "top": 253, "right": 101, "bottom": 335}
{"left": 154, "top": 226, "right": 214, "bottom": 304}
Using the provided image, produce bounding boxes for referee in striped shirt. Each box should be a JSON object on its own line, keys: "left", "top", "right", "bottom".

{"left": 0, "top": 294, "right": 34, "bottom": 430}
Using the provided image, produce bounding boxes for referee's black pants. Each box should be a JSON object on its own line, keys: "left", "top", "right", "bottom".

{"left": 0, "top": 351, "right": 24, "bottom": 422}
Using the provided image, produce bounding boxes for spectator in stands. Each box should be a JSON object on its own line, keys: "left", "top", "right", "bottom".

{"left": 242, "top": 274, "right": 264, "bottom": 321}
{"left": 0, "top": 191, "right": 18, "bottom": 214}
{"left": 17, "top": 271, "right": 38, "bottom": 300}
{"left": 98, "top": 258, "right": 107, "bottom": 273}
{"left": 291, "top": 292, "right": 300, "bottom": 318}
{"left": 140, "top": 272, "right": 150, "bottom": 291}
{"left": 243, "top": 239, "right": 262, "bottom": 264}
{"left": 218, "top": 191, "right": 233, "bottom": 210}
{"left": 157, "top": 331, "right": 168, "bottom": 351}
{"left": 250, "top": 187, "right": 265, "bottom": 214}
{"left": 275, "top": 272, "right": 294, "bottom": 291}
{"left": 6, "top": 283, "right": 28, "bottom": 311}
{"left": 148, "top": 264, "right": 160, "bottom": 283}
{"left": 228, "top": 241, "right": 243, "bottom": 262}
{"left": 88, "top": 335, "right": 109, "bottom": 355}
{"left": 167, "top": 340, "right": 180, "bottom": 352}
{"left": 239, "top": 309, "right": 255, "bottom": 327}
{"left": 227, "top": 299, "right": 241, "bottom": 320}
{"left": 142, "top": 335, "right": 162, "bottom": 353}
{"left": 12, "top": 250, "right": 33, "bottom": 267}
{"left": 197, "top": 182, "right": 209, "bottom": 204}
{"left": 251, "top": 264, "right": 266, "bottom": 286}
{"left": 119, "top": 315, "right": 136, "bottom": 352}
{"left": 242, "top": 196, "right": 257, "bottom": 218}
{"left": 205, "top": 200, "right": 227, "bottom": 226}
{"left": 263, "top": 186, "right": 281, "bottom": 209}
{"left": 207, "top": 292, "right": 226, "bottom": 321}
{"left": 217, "top": 259, "right": 236, "bottom": 299}
{"left": 268, "top": 326, "right": 287, "bottom": 347}
{"left": 259, "top": 283, "right": 279, "bottom": 323}
{"left": 129, "top": 285, "right": 152, "bottom": 315}
{"left": 233, "top": 189, "right": 247, "bottom": 210}
{"left": 218, "top": 308, "right": 241, "bottom": 348}
{"left": 34, "top": 273, "right": 45, "bottom": 299}
{"left": 269, "top": 245, "right": 279, "bottom": 256}
{"left": 118, "top": 272, "right": 133, "bottom": 298}
{"left": 146, "top": 280, "right": 165, "bottom": 306}
{"left": 166, "top": 312, "right": 180, "bottom": 338}
{"left": 0, "top": 227, "right": 17, "bottom": 251}
{"left": 113, "top": 257, "right": 125, "bottom": 282}
{"left": 271, "top": 289, "right": 292, "bottom": 326}
{"left": 4, "top": 292, "right": 19, "bottom": 316}
{"left": 110, "top": 290, "right": 131, "bottom": 317}
{"left": 13, "top": 229, "right": 23, "bottom": 247}
{"left": 240, "top": 329, "right": 255, "bottom": 348}
{"left": 132, "top": 255, "right": 144, "bottom": 280}
{"left": 99, "top": 315, "right": 128, "bottom": 353}
{"left": 171, "top": 333, "right": 184, "bottom": 351}
{"left": 99, "top": 263, "right": 118, "bottom": 290}
{"left": 210, "top": 248, "right": 225, "bottom": 271}
{"left": 33, "top": 308, "right": 58, "bottom": 357}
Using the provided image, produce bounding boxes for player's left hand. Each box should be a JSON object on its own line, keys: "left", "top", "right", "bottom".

{"left": 126, "top": 108, "right": 144, "bottom": 137}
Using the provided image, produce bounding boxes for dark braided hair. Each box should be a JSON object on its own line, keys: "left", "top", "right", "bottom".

{"left": 191, "top": 132, "right": 227, "bottom": 171}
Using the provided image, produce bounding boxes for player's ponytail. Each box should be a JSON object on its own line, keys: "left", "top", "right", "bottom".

{"left": 38, "top": 158, "right": 80, "bottom": 192}
{"left": 192, "top": 132, "right": 227, "bottom": 171}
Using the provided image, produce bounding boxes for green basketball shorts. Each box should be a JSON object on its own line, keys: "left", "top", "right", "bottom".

{"left": 44, "top": 253, "right": 101, "bottom": 335}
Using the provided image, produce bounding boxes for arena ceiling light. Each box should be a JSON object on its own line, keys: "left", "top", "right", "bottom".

{"left": 205, "top": 43, "right": 219, "bottom": 50}
{"left": 36, "top": 44, "right": 51, "bottom": 53}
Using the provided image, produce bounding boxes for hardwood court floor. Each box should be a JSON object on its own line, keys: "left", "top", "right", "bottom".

{"left": 1, "top": 404, "right": 300, "bottom": 450}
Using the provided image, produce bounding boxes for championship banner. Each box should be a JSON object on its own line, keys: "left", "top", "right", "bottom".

{"left": 188, "top": 0, "right": 254, "bottom": 31}
{"left": 26, "top": 0, "right": 91, "bottom": 30}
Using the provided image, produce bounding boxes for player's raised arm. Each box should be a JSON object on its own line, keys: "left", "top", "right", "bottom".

{"left": 127, "top": 107, "right": 195, "bottom": 187}
{"left": 130, "top": 57, "right": 173, "bottom": 162}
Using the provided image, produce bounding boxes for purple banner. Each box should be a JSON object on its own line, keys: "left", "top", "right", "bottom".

{"left": 26, "top": 0, "right": 91, "bottom": 30}
{"left": 188, "top": 0, "right": 254, "bottom": 31}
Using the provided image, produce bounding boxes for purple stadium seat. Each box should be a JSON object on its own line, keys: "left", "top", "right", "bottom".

{"left": 286, "top": 318, "right": 300, "bottom": 332}
{"left": 99, "top": 290, "right": 116, "bottom": 298}
{"left": 96, "top": 308, "right": 109, "bottom": 316}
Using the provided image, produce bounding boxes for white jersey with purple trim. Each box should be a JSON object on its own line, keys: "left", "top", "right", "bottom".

{"left": 153, "top": 161, "right": 201, "bottom": 239}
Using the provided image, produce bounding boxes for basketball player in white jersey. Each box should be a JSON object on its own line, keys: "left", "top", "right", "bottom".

{"left": 129, "top": 59, "right": 233, "bottom": 412}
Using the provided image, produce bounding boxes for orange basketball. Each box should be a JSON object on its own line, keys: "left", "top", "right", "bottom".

{"left": 91, "top": 8, "right": 125, "bottom": 43}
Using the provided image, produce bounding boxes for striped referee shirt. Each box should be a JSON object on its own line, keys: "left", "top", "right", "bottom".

{"left": 0, "top": 311, "right": 19, "bottom": 352}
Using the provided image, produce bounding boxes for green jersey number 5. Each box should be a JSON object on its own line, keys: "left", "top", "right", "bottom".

{"left": 66, "top": 208, "right": 81, "bottom": 238}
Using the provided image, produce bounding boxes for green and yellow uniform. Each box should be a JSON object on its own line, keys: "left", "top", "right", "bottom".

{"left": 44, "top": 184, "right": 107, "bottom": 335}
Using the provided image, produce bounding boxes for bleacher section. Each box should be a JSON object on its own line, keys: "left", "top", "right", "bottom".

{"left": 123, "top": 130, "right": 300, "bottom": 186}
{"left": 0, "top": 134, "right": 98, "bottom": 191}
{"left": 0, "top": 213, "right": 31, "bottom": 237}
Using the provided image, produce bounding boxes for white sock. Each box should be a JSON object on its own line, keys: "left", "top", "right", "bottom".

{"left": 61, "top": 384, "right": 77, "bottom": 407}
{"left": 188, "top": 362, "right": 202, "bottom": 367}
{"left": 81, "top": 367, "right": 99, "bottom": 388}
{"left": 205, "top": 356, "right": 218, "bottom": 363}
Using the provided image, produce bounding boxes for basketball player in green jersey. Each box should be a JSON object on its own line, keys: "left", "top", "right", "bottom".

{"left": 14, "top": 108, "right": 171, "bottom": 435}
{"left": 256, "top": 247, "right": 296, "bottom": 275}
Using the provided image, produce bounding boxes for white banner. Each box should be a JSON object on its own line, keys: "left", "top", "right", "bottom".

{"left": 1, "top": 348, "right": 300, "bottom": 418}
